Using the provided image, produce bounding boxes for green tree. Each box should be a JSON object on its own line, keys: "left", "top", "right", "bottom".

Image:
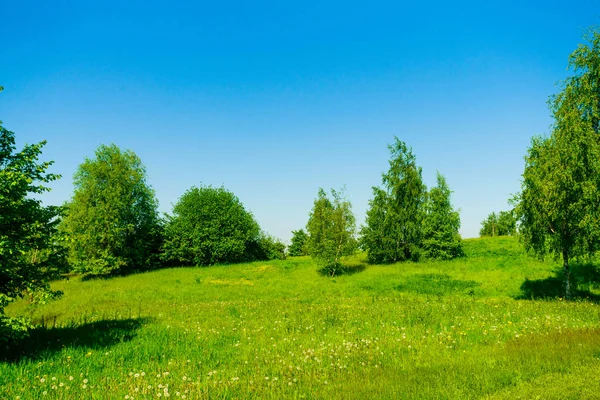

{"left": 497, "top": 211, "right": 517, "bottom": 236}
{"left": 422, "top": 173, "right": 463, "bottom": 260}
{"left": 480, "top": 210, "right": 516, "bottom": 237}
{"left": 0, "top": 101, "right": 66, "bottom": 342}
{"left": 288, "top": 229, "right": 309, "bottom": 256}
{"left": 479, "top": 212, "right": 498, "bottom": 237}
{"left": 306, "top": 188, "right": 356, "bottom": 276}
{"left": 162, "top": 185, "right": 263, "bottom": 266}
{"left": 516, "top": 28, "right": 600, "bottom": 299}
{"left": 60, "top": 144, "right": 162, "bottom": 276}
{"left": 249, "top": 232, "right": 287, "bottom": 261}
{"left": 361, "top": 138, "right": 427, "bottom": 263}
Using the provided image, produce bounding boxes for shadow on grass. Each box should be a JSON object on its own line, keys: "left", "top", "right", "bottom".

{"left": 516, "top": 263, "right": 600, "bottom": 302}
{"left": 318, "top": 262, "right": 367, "bottom": 277}
{"left": 395, "top": 274, "right": 480, "bottom": 296}
{"left": 1, "top": 317, "right": 150, "bottom": 363}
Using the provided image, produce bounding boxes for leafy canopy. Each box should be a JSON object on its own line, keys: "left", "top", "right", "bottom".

{"left": 306, "top": 188, "right": 356, "bottom": 276}
{"left": 60, "top": 144, "right": 162, "bottom": 276}
{"left": 162, "top": 185, "right": 263, "bottom": 266}
{"left": 0, "top": 96, "right": 66, "bottom": 342}
{"left": 422, "top": 173, "right": 463, "bottom": 260}
{"left": 479, "top": 210, "right": 517, "bottom": 237}
{"left": 288, "top": 229, "right": 309, "bottom": 257}
{"left": 361, "top": 138, "right": 426, "bottom": 263}
{"left": 516, "top": 27, "right": 600, "bottom": 299}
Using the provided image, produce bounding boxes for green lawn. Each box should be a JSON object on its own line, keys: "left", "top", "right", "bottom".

{"left": 3, "top": 236, "right": 600, "bottom": 399}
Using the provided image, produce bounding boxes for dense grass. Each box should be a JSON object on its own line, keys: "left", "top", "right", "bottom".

{"left": 3, "top": 236, "right": 600, "bottom": 399}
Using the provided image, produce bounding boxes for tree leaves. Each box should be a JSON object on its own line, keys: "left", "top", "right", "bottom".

{"left": 60, "top": 144, "right": 162, "bottom": 276}
{"left": 162, "top": 185, "right": 263, "bottom": 266}
{"left": 307, "top": 188, "right": 356, "bottom": 276}
{"left": 516, "top": 27, "right": 600, "bottom": 299}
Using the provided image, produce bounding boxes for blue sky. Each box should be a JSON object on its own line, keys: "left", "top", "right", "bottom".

{"left": 2, "top": 1, "right": 599, "bottom": 242}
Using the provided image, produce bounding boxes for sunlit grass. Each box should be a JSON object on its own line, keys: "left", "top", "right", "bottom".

{"left": 3, "top": 236, "right": 600, "bottom": 399}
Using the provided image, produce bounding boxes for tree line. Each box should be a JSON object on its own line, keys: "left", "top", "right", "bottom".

{"left": 2, "top": 26, "right": 600, "bottom": 341}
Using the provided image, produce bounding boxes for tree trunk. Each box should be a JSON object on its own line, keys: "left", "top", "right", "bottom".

{"left": 563, "top": 248, "right": 571, "bottom": 300}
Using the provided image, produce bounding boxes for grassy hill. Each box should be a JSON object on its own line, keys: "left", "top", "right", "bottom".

{"left": 3, "top": 236, "right": 600, "bottom": 399}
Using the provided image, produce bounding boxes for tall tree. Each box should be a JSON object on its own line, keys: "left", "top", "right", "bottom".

{"left": 0, "top": 92, "right": 66, "bottom": 341}
{"left": 516, "top": 28, "right": 600, "bottom": 299}
{"left": 422, "top": 173, "right": 463, "bottom": 260}
{"left": 306, "top": 188, "right": 356, "bottom": 276}
{"left": 361, "top": 138, "right": 427, "bottom": 263}
{"left": 60, "top": 144, "right": 162, "bottom": 275}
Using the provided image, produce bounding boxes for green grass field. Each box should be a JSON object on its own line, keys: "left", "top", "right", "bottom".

{"left": 3, "top": 236, "right": 600, "bottom": 399}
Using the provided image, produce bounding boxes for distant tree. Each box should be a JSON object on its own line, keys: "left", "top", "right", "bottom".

{"left": 479, "top": 210, "right": 516, "bottom": 237}
{"left": 422, "top": 173, "right": 463, "bottom": 260}
{"left": 497, "top": 211, "right": 517, "bottom": 236}
{"left": 361, "top": 138, "right": 427, "bottom": 263}
{"left": 0, "top": 104, "right": 66, "bottom": 343}
{"left": 516, "top": 27, "right": 600, "bottom": 299}
{"left": 60, "top": 144, "right": 162, "bottom": 276}
{"left": 306, "top": 188, "right": 356, "bottom": 276}
{"left": 249, "top": 232, "right": 287, "bottom": 261}
{"left": 479, "top": 212, "right": 498, "bottom": 237}
{"left": 162, "top": 185, "right": 263, "bottom": 266}
{"left": 288, "top": 229, "right": 309, "bottom": 256}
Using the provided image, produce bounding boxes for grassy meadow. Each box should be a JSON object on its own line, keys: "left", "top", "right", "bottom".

{"left": 3, "top": 236, "right": 600, "bottom": 399}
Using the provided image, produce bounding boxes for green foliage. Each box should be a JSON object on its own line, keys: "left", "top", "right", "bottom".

{"left": 60, "top": 144, "right": 162, "bottom": 276}
{"left": 361, "top": 138, "right": 426, "bottom": 263}
{"left": 0, "top": 116, "right": 65, "bottom": 343}
{"left": 480, "top": 210, "right": 517, "bottom": 237}
{"left": 516, "top": 27, "right": 600, "bottom": 299}
{"left": 306, "top": 188, "right": 356, "bottom": 276}
{"left": 162, "top": 185, "right": 264, "bottom": 266}
{"left": 288, "top": 229, "right": 309, "bottom": 256}
{"left": 421, "top": 173, "right": 463, "bottom": 260}
{"left": 250, "top": 232, "right": 287, "bottom": 261}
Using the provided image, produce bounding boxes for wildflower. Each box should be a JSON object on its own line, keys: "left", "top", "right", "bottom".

{"left": 83, "top": 379, "right": 89, "bottom": 384}
{"left": 40, "top": 378, "right": 46, "bottom": 383}
{"left": 69, "top": 376, "right": 74, "bottom": 381}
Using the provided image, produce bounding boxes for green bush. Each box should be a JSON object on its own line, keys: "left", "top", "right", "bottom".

{"left": 162, "top": 185, "right": 264, "bottom": 266}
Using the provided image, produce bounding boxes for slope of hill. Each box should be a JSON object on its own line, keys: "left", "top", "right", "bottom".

{"left": 3, "top": 236, "right": 600, "bottom": 399}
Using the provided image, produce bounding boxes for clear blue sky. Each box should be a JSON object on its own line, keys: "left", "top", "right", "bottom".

{"left": 2, "top": 1, "right": 599, "bottom": 242}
